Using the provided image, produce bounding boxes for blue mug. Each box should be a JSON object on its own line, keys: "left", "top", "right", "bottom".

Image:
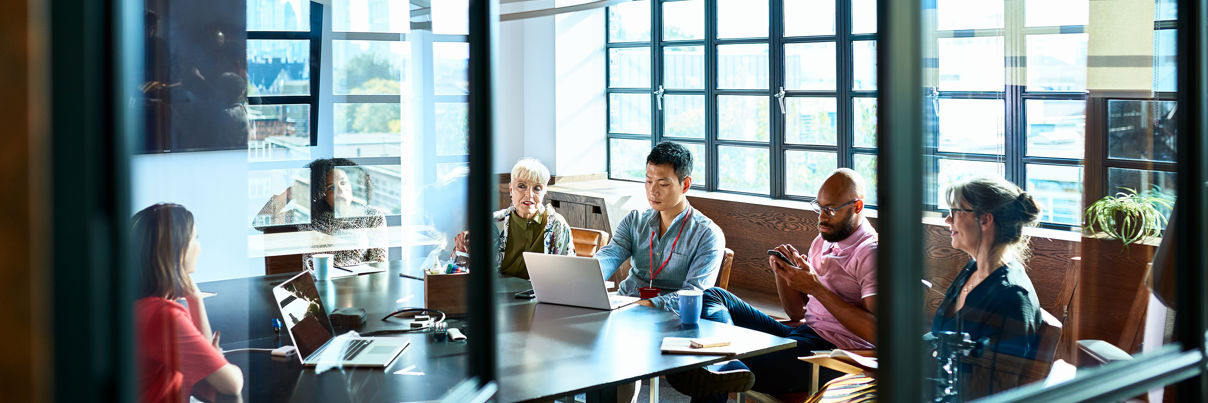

{"left": 679, "top": 290, "right": 703, "bottom": 326}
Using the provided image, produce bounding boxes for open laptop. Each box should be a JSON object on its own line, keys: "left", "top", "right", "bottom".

{"left": 523, "top": 252, "right": 640, "bottom": 310}
{"left": 272, "top": 271, "right": 409, "bottom": 367}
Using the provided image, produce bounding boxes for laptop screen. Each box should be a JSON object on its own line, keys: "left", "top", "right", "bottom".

{"left": 272, "top": 272, "right": 335, "bottom": 359}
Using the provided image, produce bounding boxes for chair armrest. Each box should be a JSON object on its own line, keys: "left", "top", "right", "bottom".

{"left": 1078, "top": 339, "right": 1133, "bottom": 365}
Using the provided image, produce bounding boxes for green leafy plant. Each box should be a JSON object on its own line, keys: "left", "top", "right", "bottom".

{"left": 1083, "top": 187, "right": 1174, "bottom": 247}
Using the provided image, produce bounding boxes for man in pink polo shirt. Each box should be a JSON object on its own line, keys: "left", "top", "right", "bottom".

{"left": 666, "top": 169, "right": 878, "bottom": 401}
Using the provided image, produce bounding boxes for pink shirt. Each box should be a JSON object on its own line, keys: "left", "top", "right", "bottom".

{"left": 803, "top": 218, "right": 878, "bottom": 349}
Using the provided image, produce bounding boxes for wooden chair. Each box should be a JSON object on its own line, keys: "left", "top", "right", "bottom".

{"left": 716, "top": 248, "right": 735, "bottom": 290}
{"left": 570, "top": 227, "right": 610, "bottom": 257}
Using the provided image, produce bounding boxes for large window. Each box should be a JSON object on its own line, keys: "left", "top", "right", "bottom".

{"left": 605, "top": 0, "right": 880, "bottom": 202}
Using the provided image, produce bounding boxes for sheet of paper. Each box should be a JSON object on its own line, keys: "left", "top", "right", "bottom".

{"left": 339, "top": 264, "right": 387, "bottom": 275}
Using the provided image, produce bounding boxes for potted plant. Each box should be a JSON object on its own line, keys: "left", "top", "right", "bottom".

{"left": 1083, "top": 186, "right": 1174, "bottom": 248}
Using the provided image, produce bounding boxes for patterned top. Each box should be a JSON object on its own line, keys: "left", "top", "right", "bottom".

{"left": 491, "top": 204, "right": 576, "bottom": 276}
{"left": 256, "top": 197, "right": 388, "bottom": 268}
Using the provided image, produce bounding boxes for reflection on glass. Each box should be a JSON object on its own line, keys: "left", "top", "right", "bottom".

{"left": 1107, "top": 100, "right": 1177, "bottom": 162}
{"left": 671, "top": 141, "right": 707, "bottom": 185}
{"left": 785, "top": 97, "right": 837, "bottom": 145}
{"left": 853, "top": 154, "right": 878, "bottom": 204}
{"left": 249, "top": 0, "right": 310, "bottom": 31}
{"left": 936, "top": 159, "right": 1005, "bottom": 208}
{"left": 250, "top": 168, "right": 313, "bottom": 227}
{"left": 1155, "top": 0, "right": 1177, "bottom": 21}
{"left": 248, "top": 40, "right": 311, "bottom": 96}
{"left": 718, "top": 96, "right": 770, "bottom": 142}
{"left": 1026, "top": 34, "right": 1087, "bottom": 92}
{"left": 334, "top": 103, "right": 401, "bottom": 158}
{"left": 1025, "top": 0, "right": 1088, "bottom": 27}
{"left": 248, "top": 105, "right": 311, "bottom": 162}
{"left": 717, "top": 0, "right": 768, "bottom": 38}
{"left": 784, "top": 0, "right": 834, "bottom": 37}
{"left": 853, "top": 40, "right": 877, "bottom": 90}
{"left": 1154, "top": 29, "right": 1177, "bottom": 93}
{"left": 937, "top": 37, "right": 1004, "bottom": 91}
{"left": 1026, "top": 164, "right": 1083, "bottom": 225}
{"left": 333, "top": 0, "right": 408, "bottom": 33}
{"left": 718, "top": 44, "right": 769, "bottom": 89}
{"left": 664, "top": 46, "right": 704, "bottom": 89}
{"left": 664, "top": 95, "right": 705, "bottom": 139}
{"left": 362, "top": 165, "right": 403, "bottom": 215}
{"left": 610, "top": 93, "right": 652, "bottom": 134}
{"left": 785, "top": 42, "right": 837, "bottom": 90}
{"left": 434, "top": 42, "right": 469, "bottom": 95}
{"left": 663, "top": 0, "right": 705, "bottom": 41}
{"left": 785, "top": 151, "right": 836, "bottom": 197}
{"left": 333, "top": 40, "right": 406, "bottom": 95}
{"left": 936, "top": 0, "right": 1004, "bottom": 30}
{"left": 611, "top": 138, "right": 652, "bottom": 180}
{"left": 937, "top": 99, "right": 1005, "bottom": 154}
{"left": 853, "top": 97, "right": 878, "bottom": 148}
{"left": 1106, "top": 168, "right": 1177, "bottom": 220}
{"left": 1026, "top": 100, "right": 1084, "bottom": 159}
{"left": 432, "top": 0, "right": 469, "bottom": 35}
{"left": 852, "top": 0, "right": 877, "bottom": 34}
{"left": 436, "top": 103, "right": 469, "bottom": 156}
{"left": 610, "top": 48, "right": 652, "bottom": 88}
{"left": 608, "top": 0, "right": 651, "bottom": 42}
{"left": 718, "top": 146, "right": 770, "bottom": 194}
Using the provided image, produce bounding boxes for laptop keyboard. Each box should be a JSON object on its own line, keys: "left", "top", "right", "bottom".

{"left": 342, "top": 339, "right": 374, "bottom": 361}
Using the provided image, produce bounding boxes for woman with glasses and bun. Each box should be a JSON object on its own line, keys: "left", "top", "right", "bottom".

{"left": 134, "top": 203, "right": 242, "bottom": 402}
{"left": 933, "top": 176, "right": 1044, "bottom": 398}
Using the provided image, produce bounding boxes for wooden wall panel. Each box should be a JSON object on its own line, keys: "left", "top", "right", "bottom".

{"left": 689, "top": 196, "right": 821, "bottom": 292}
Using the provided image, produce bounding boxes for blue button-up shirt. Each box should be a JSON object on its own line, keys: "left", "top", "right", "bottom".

{"left": 595, "top": 205, "right": 726, "bottom": 311}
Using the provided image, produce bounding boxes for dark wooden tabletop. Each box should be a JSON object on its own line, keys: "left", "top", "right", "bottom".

{"left": 199, "top": 260, "right": 796, "bottom": 402}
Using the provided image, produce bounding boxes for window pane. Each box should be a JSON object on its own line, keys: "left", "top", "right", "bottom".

{"left": 853, "top": 40, "right": 877, "bottom": 90}
{"left": 1026, "top": 100, "right": 1085, "bottom": 159}
{"left": 436, "top": 103, "right": 469, "bottom": 156}
{"left": 610, "top": 138, "right": 651, "bottom": 181}
{"left": 718, "top": 146, "right": 770, "bottom": 194}
{"left": 610, "top": 48, "right": 652, "bottom": 88}
{"left": 718, "top": 44, "right": 769, "bottom": 89}
{"left": 936, "top": 0, "right": 1004, "bottom": 30}
{"left": 333, "top": 40, "right": 407, "bottom": 95}
{"left": 1025, "top": 0, "right": 1088, "bottom": 27}
{"left": 431, "top": 0, "right": 468, "bottom": 35}
{"left": 1155, "top": 0, "right": 1177, "bottom": 20}
{"left": 1106, "top": 168, "right": 1177, "bottom": 220}
{"left": 1154, "top": 29, "right": 1177, "bottom": 92}
{"left": 717, "top": 0, "right": 768, "bottom": 39}
{"left": 1107, "top": 100, "right": 1177, "bottom": 162}
{"left": 785, "top": 151, "right": 836, "bottom": 197}
{"left": 853, "top": 154, "right": 878, "bottom": 204}
{"left": 250, "top": 168, "right": 312, "bottom": 227}
{"left": 333, "top": 0, "right": 408, "bottom": 33}
{"left": 937, "top": 37, "right": 1004, "bottom": 91}
{"left": 853, "top": 97, "right": 878, "bottom": 148}
{"left": 784, "top": 0, "right": 835, "bottom": 37}
{"left": 664, "top": 46, "right": 704, "bottom": 89}
{"left": 248, "top": 105, "right": 311, "bottom": 162}
{"left": 248, "top": 40, "right": 310, "bottom": 96}
{"left": 248, "top": 0, "right": 310, "bottom": 31}
{"left": 671, "top": 141, "right": 707, "bottom": 185}
{"left": 785, "top": 42, "right": 836, "bottom": 90}
{"left": 936, "top": 159, "right": 1005, "bottom": 208}
{"left": 663, "top": 0, "right": 705, "bottom": 41}
{"left": 434, "top": 42, "right": 469, "bottom": 95}
{"left": 608, "top": 0, "right": 652, "bottom": 42}
{"left": 718, "top": 96, "right": 770, "bottom": 142}
{"left": 1026, "top": 164, "right": 1083, "bottom": 226}
{"left": 785, "top": 97, "right": 837, "bottom": 145}
{"left": 610, "top": 93, "right": 652, "bottom": 135}
{"left": 334, "top": 103, "right": 401, "bottom": 158}
{"left": 937, "top": 99, "right": 1005, "bottom": 154}
{"left": 664, "top": 95, "right": 705, "bottom": 139}
{"left": 1026, "top": 34, "right": 1088, "bottom": 91}
{"left": 852, "top": 0, "right": 877, "bottom": 34}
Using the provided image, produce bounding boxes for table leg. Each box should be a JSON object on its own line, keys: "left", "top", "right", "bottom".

{"left": 586, "top": 385, "right": 618, "bottom": 403}
{"left": 810, "top": 363, "right": 820, "bottom": 395}
{"left": 649, "top": 377, "right": 658, "bottom": 403}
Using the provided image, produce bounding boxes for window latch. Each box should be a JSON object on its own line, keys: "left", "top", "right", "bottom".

{"left": 654, "top": 85, "right": 665, "bottom": 111}
{"left": 775, "top": 86, "right": 787, "bottom": 114}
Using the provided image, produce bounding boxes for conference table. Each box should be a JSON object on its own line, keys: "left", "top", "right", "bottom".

{"left": 201, "top": 259, "right": 797, "bottom": 402}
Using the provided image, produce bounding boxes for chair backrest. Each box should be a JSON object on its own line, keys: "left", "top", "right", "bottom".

{"left": 570, "top": 227, "right": 610, "bottom": 257}
{"left": 1027, "top": 308, "right": 1065, "bottom": 381}
{"left": 715, "top": 248, "right": 734, "bottom": 290}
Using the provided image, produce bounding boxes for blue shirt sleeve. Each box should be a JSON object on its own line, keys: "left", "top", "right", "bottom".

{"left": 649, "top": 222, "right": 725, "bottom": 311}
{"left": 595, "top": 210, "right": 638, "bottom": 279}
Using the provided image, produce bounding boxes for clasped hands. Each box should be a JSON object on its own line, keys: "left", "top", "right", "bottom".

{"left": 767, "top": 244, "right": 825, "bottom": 295}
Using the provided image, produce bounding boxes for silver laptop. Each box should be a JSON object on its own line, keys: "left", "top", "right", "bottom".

{"left": 272, "top": 271, "right": 409, "bottom": 367}
{"left": 523, "top": 252, "right": 640, "bottom": 310}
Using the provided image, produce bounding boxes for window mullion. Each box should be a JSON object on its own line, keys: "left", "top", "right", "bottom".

{"left": 705, "top": 0, "right": 718, "bottom": 191}
{"left": 836, "top": 0, "right": 853, "bottom": 171}
{"left": 770, "top": 0, "right": 785, "bottom": 199}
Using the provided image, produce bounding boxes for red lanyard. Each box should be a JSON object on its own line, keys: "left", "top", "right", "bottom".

{"left": 649, "top": 209, "right": 692, "bottom": 282}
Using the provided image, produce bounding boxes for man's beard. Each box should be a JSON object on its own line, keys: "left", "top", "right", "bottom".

{"left": 820, "top": 215, "right": 858, "bottom": 242}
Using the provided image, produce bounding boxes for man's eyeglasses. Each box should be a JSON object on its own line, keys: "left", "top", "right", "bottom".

{"left": 812, "top": 199, "right": 860, "bottom": 216}
{"left": 944, "top": 207, "right": 976, "bottom": 217}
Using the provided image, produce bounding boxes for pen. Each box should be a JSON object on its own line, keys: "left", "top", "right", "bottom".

{"left": 399, "top": 273, "right": 425, "bottom": 281}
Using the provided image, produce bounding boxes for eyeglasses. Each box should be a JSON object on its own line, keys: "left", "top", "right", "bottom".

{"left": 812, "top": 199, "right": 860, "bottom": 216}
{"left": 944, "top": 207, "right": 976, "bottom": 217}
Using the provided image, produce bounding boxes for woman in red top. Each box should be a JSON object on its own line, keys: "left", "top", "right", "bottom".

{"left": 134, "top": 203, "right": 243, "bottom": 402}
